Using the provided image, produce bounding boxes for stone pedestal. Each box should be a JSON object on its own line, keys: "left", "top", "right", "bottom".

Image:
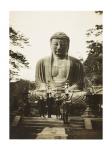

{"left": 11, "top": 115, "right": 21, "bottom": 127}
{"left": 81, "top": 105, "right": 95, "bottom": 118}
{"left": 82, "top": 94, "right": 95, "bottom": 118}
{"left": 81, "top": 103, "right": 95, "bottom": 129}
{"left": 84, "top": 118, "right": 92, "bottom": 129}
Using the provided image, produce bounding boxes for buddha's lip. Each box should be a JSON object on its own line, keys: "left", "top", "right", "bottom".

{"left": 55, "top": 52, "right": 63, "bottom": 54}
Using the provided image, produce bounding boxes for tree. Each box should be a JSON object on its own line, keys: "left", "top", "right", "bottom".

{"left": 84, "top": 12, "right": 103, "bottom": 85}
{"left": 10, "top": 79, "right": 33, "bottom": 113}
{"left": 9, "top": 27, "right": 30, "bottom": 81}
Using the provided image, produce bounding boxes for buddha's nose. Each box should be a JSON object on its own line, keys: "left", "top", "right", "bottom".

{"left": 57, "top": 44, "right": 61, "bottom": 50}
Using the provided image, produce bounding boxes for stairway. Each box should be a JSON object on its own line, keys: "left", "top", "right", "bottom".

{"left": 15, "top": 116, "right": 64, "bottom": 139}
{"left": 20, "top": 116, "right": 64, "bottom": 128}
{"left": 10, "top": 116, "right": 85, "bottom": 139}
{"left": 68, "top": 117, "right": 85, "bottom": 129}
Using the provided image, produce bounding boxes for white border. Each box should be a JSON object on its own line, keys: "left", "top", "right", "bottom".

{"left": 0, "top": 0, "right": 112, "bottom": 150}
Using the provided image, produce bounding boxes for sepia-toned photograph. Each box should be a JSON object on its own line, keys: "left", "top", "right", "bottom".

{"left": 9, "top": 11, "right": 103, "bottom": 139}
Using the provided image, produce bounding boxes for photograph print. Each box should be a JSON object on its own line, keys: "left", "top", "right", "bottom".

{"left": 9, "top": 11, "right": 103, "bottom": 139}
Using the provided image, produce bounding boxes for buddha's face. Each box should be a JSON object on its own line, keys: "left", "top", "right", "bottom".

{"left": 50, "top": 39, "right": 69, "bottom": 58}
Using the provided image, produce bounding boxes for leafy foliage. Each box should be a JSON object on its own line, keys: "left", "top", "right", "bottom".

{"left": 86, "top": 25, "right": 103, "bottom": 37}
{"left": 10, "top": 79, "right": 36, "bottom": 112}
{"left": 84, "top": 13, "right": 103, "bottom": 85}
{"left": 9, "top": 27, "right": 30, "bottom": 80}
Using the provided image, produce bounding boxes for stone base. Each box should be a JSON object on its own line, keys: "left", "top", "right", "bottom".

{"left": 11, "top": 116, "right": 21, "bottom": 127}
{"left": 84, "top": 118, "right": 92, "bottom": 129}
{"left": 81, "top": 105, "right": 95, "bottom": 118}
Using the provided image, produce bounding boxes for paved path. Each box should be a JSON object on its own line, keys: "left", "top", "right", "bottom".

{"left": 34, "top": 115, "right": 67, "bottom": 139}
{"left": 36, "top": 127, "right": 67, "bottom": 139}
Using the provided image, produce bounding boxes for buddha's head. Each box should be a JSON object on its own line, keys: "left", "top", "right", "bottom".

{"left": 50, "top": 32, "right": 70, "bottom": 58}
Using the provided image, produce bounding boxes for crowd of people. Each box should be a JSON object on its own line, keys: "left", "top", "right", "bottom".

{"left": 37, "top": 92, "right": 72, "bottom": 124}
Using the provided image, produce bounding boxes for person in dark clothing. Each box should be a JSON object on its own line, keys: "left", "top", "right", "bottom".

{"left": 38, "top": 96, "right": 46, "bottom": 117}
{"left": 23, "top": 101, "right": 31, "bottom": 116}
{"left": 47, "top": 93, "right": 54, "bottom": 118}
{"left": 55, "top": 97, "right": 61, "bottom": 119}
{"left": 61, "top": 93, "right": 71, "bottom": 124}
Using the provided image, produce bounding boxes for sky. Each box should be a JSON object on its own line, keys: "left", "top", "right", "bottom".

{"left": 9, "top": 11, "right": 102, "bottom": 81}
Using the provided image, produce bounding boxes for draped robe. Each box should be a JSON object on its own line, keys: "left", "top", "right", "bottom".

{"left": 35, "top": 55, "right": 84, "bottom": 90}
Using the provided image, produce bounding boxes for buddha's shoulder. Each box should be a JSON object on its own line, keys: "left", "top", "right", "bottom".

{"left": 36, "top": 56, "right": 51, "bottom": 65}
{"left": 69, "top": 56, "right": 82, "bottom": 64}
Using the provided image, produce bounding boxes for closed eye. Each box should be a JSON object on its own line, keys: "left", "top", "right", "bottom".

{"left": 53, "top": 43, "right": 58, "bottom": 46}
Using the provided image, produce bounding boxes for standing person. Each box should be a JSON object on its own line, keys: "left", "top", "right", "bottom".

{"left": 62, "top": 93, "right": 72, "bottom": 124}
{"left": 38, "top": 96, "right": 46, "bottom": 118}
{"left": 55, "top": 97, "right": 61, "bottom": 119}
{"left": 47, "top": 93, "right": 54, "bottom": 118}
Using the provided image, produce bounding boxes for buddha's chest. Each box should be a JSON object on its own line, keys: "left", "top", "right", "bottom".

{"left": 52, "top": 59, "right": 70, "bottom": 81}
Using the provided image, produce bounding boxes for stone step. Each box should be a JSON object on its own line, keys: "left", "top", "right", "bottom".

{"left": 21, "top": 124, "right": 64, "bottom": 128}
{"left": 22, "top": 117, "right": 84, "bottom": 122}
{"left": 21, "top": 124, "right": 84, "bottom": 130}
{"left": 21, "top": 120, "right": 63, "bottom": 124}
{"left": 69, "top": 117, "right": 84, "bottom": 127}
{"left": 65, "top": 127, "right": 85, "bottom": 130}
{"left": 22, "top": 122, "right": 84, "bottom": 127}
{"left": 20, "top": 126, "right": 46, "bottom": 129}
{"left": 21, "top": 123, "right": 84, "bottom": 128}
{"left": 22, "top": 118, "right": 63, "bottom": 123}
{"left": 21, "top": 118, "right": 64, "bottom": 127}
{"left": 69, "top": 124, "right": 85, "bottom": 128}
{"left": 69, "top": 121, "right": 84, "bottom": 125}
{"left": 20, "top": 116, "right": 85, "bottom": 129}
{"left": 69, "top": 119, "right": 84, "bottom": 122}
{"left": 22, "top": 117, "right": 58, "bottom": 120}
